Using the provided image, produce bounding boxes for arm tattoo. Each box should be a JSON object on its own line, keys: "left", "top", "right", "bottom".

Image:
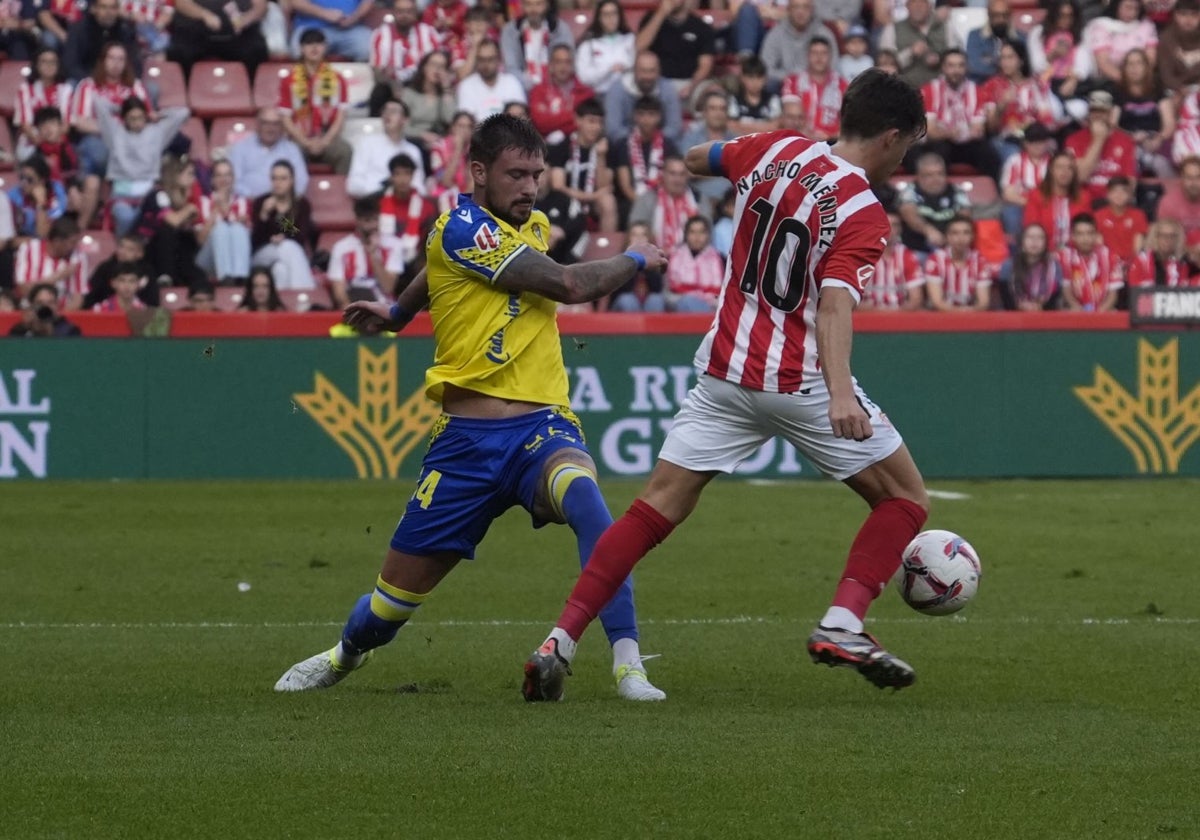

{"left": 496, "top": 248, "right": 638, "bottom": 305}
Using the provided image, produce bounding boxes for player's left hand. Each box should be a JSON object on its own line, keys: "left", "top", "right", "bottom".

{"left": 829, "top": 394, "right": 873, "bottom": 442}
{"left": 344, "top": 300, "right": 398, "bottom": 334}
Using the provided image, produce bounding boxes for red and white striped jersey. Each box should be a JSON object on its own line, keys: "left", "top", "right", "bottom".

{"left": 120, "top": 0, "right": 172, "bottom": 23}
{"left": 14, "top": 239, "right": 88, "bottom": 299}
{"left": 198, "top": 194, "right": 252, "bottom": 227}
{"left": 924, "top": 249, "right": 992, "bottom": 306}
{"left": 1125, "top": 251, "right": 1196, "bottom": 287}
{"left": 42, "top": 0, "right": 85, "bottom": 24}
{"left": 922, "top": 77, "right": 985, "bottom": 131}
{"left": 370, "top": 22, "right": 443, "bottom": 83}
{"left": 68, "top": 78, "right": 152, "bottom": 124}
{"left": 999, "top": 151, "right": 1049, "bottom": 196}
{"left": 779, "top": 73, "right": 847, "bottom": 139}
{"left": 981, "top": 76, "right": 1058, "bottom": 135}
{"left": 1173, "top": 90, "right": 1200, "bottom": 164}
{"left": 867, "top": 244, "right": 925, "bottom": 309}
{"left": 695, "top": 131, "right": 890, "bottom": 393}
{"left": 1059, "top": 245, "right": 1122, "bottom": 308}
{"left": 14, "top": 80, "right": 74, "bottom": 129}
{"left": 327, "top": 232, "right": 406, "bottom": 303}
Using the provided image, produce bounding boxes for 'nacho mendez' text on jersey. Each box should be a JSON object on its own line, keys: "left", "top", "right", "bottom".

{"left": 697, "top": 131, "right": 891, "bottom": 393}
{"left": 423, "top": 194, "right": 569, "bottom": 407}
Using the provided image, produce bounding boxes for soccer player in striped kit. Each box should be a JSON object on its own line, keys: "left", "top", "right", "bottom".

{"left": 524, "top": 69, "right": 935, "bottom": 700}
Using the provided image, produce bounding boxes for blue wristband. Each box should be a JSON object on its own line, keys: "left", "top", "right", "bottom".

{"left": 388, "top": 303, "right": 414, "bottom": 326}
{"left": 624, "top": 250, "right": 647, "bottom": 271}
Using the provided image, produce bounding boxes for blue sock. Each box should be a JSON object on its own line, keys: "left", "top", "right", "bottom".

{"left": 551, "top": 465, "right": 639, "bottom": 646}
{"left": 341, "top": 577, "right": 429, "bottom": 656}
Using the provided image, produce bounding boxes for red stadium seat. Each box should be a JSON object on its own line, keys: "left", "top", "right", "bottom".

{"left": 187, "top": 61, "right": 254, "bottom": 118}
{"left": 700, "top": 9, "right": 732, "bottom": 29}
{"left": 567, "top": 11, "right": 591, "bottom": 42}
{"left": 953, "top": 176, "right": 999, "bottom": 206}
{"left": 215, "top": 287, "right": 245, "bottom": 310}
{"left": 316, "top": 229, "right": 344, "bottom": 255}
{"left": 160, "top": 287, "right": 190, "bottom": 310}
{"left": 579, "top": 233, "right": 625, "bottom": 264}
{"left": 307, "top": 175, "right": 355, "bottom": 230}
{"left": 144, "top": 60, "right": 187, "bottom": 109}
{"left": 278, "top": 287, "right": 334, "bottom": 311}
{"left": 1014, "top": 8, "right": 1046, "bottom": 35}
{"left": 331, "top": 62, "right": 374, "bottom": 113}
{"left": 626, "top": 8, "right": 648, "bottom": 30}
{"left": 0, "top": 120, "right": 13, "bottom": 170}
{"left": 79, "top": 230, "right": 116, "bottom": 265}
{"left": 180, "top": 117, "right": 210, "bottom": 163}
{"left": 364, "top": 7, "right": 392, "bottom": 29}
{"left": 0, "top": 61, "right": 29, "bottom": 119}
{"left": 208, "top": 116, "right": 256, "bottom": 159}
{"left": 253, "top": 61, "right": 293, "bottom": 111}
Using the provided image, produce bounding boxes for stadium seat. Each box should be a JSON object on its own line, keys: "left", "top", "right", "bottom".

{"left": 315, "top": 229, "right": 345, "bottom": 256}
{"left": 0, "top": 61, "right": 29, "bottom": 118}
{"left": 341, "top": 116, "right": 379, "bottom": 148}
{"left": 0, "top": 121, "right": 13, "bottom": 170}
{"left": 187, "top": 61, "right": 254, "bottom": 118}
{"left": 307, "top": 175, "right": 355, "bottom": 230}
{"left": 208, "top": 116, "right": 256, "bottom": 159}
{"left": 215, "top": 287, "right": 245, "bottom": 310}
{"left": 79, "top": 230, "right": 116, "bottom": 266}
{"left": 144, "top": 60, "right": 187, "bottom": 109}
{"left": 579, "top": 233, "right": 625, "bottom": 264}
{"left": 253, "top": 61, "right": 293, "bottom": 111}
{"left": 180, "top": 116, "right": 210, "bottom": 163}
{"left": 160, "top": 287, "right": 190, "bottom": 310}
{"left": 953, "top": 176, "right": 999, "bottom": 206}
{"left": 567, "top": 11, "right": 591, "bottom": 42}
{"left": 364, "top": 7, "right": 392, "bottom": 28}
{"left": 279, "top": 287, "right": 334, "bottom": 311}
{"left": 948, "top": 8, "right": 986, "bottom": 50}
{"left": 1014, "top": 8, "right": 1046, "bottom": 35}
{"left": 626, "top": 9, "right": 648, "bottom": 30}
{"left": 700, "top": 9, "right": 732, "bottom": 29}
{"left": 331, "top": 62, "right": 374, "bottom": 116}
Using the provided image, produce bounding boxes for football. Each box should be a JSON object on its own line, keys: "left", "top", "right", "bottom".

{"left": 893, "top": 530, "right": 982, "bottom": 616}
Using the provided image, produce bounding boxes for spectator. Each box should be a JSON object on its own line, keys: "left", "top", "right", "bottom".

{"left": 8, "top": 283, "right": 82, "bottom": 336}
{"left": 711, "top": 188, "right": 735, "bottom": 257}
{"left": 682, "top": 90, "right": 736, "bottom": 213}
{"left": 664, "top": 215, "right": 723, "bottom": 312}
{"left": 370, "top": 0, "right": 442, "bottom": 111}
{"left": 6, "top": 156, "right": 67, "bottom": 240}
{"left": 781, "top": 36, "right": 847, "bottom": 143}
{"left": 996, "top": 223, "right": 1063, "bottom": 310}
{"left": 924, "top": 216, "right": 993, "bottom": 311}
{"left": 611, "top": 96, "right": 680, "bottom": 217}
{"left": 915, "top": 48, "right": 1000, "bottom": 181}
{"left": 1157, "top": 0, "right": 1200, "bottom": 95}
{"left": 1156, "top": 156, "right": 1200, "bottom": 237}
{"left": 1114, "top": 49, "right": 1174, "bottom": 178}
{"left": 501, "top": 0, "right": 574, "bottom": 90}
{"left": 251, "top": 161, "right": 317, "bottom": 290}
{"left": 13, "top": 215, "right": 87, "bottom": 309}
{"left": 238, "top": 268, "right": 287, "bottom": 311}
{"left": 378, "top": 153, "right": 437, "bottom": 271}
{"left": 449, "top": 7, "right": 496, "bottom": 82}
{"left": 628, "top": 154, "right": 699, "bottom": 252}
{"left": 69, "top": 42, "right": 152, "bottom": 226}
{"left": 1065, "top": 90, "right": 1138, "bottom": 204}
{"left": 83, "top": 232, "right": 156, "bottom": 308}
{"left": 399, "top": 51, "right": 456, "bottom": 150}
{"left": 288, "top": 0, "right": 374, "bottom": 61}
{"left": 1060, "top": 212, "right": 1121, "bottom": 311}
{"left": 965, "top": 0, "right": 1020, "bottom": 84}
{"left": 728, "top": 56, "right": 782, "bottom": 134}
{"left": 1126, "top": 219, "right": 1192, "bottom": 287}
{"left": 547, "top": 97, "right": 617, "bottom": 234}
{"left": 63, "top": 0, "right": 140, "bottom": 82}
{"left": 347, "top": 99, "right": 427, "bottom": 198}
{"left": 226, "top": 108, "right": 310, "bottom": 199}
{"left": 1024, "top": 150, "right": 1092, "bottom": 250}
{"left": 196, "top": 159, "right": 253, "bottom": 284}
{"left": 983, "top": 42, "right": 1063, "bottom": 162}
{"left": 124, "top": 0, "right": 174, "bottom": 62}
{"left": 0, "top": 290, "right": 18, "bottom": 312}
{"left": 138, "top": 156, "right": 206, "bottom": 288}
{"left": 635, "top": 0, "right": 716, "bottom": 106}
{"left": 455, "top": 39, "right": 527, "bottom": 122}
{"left": 327, "top": 196, "right": 404, "bottom": 307}
{"left": 1083, "top": 0, "right": 1157, "bottom": 87}
{"left": 97, "top": 95, "right": 190, "bottom": 236}
{"left": 429, "top": 110, "right": 475, "bottom": 201}
{"left": 279, "top": 28, "right": 353, "bottom": 175}
{"left": 861, "top": 210, "right": 926, "bottom": 310}
{"left": 36, "top": 0, "right": 85, "bottom": 51}
{"left": 13, "top": 48, "right": 74, "bottom": 161}
{"left": 609, "top": 221, "right": 666, "bottom": 312}
{"left": 169, "top": 0, "right": 268, "bottom": 79}
{"left": 91, "top": 261, "right": 147, "bottom": 312}
{"left": 839, "top": 24, "right": 874, "bottom": 81}
{"left": 529, "top": 44, "right": 595, "bottom": 145}
{"left": 999, "top": 122, "right": 1053, "bottom": 239}
{"left": 422, "top": 0, "right": 469, "bottom": 43}
{"left": 879, "top": 0, "right": 951, "bottom": 88}
{"left": 1094, "top": 175, "right": 1148, "bottom": 268}
{"left": 0, "top": 192, "right": 12, "bottom": 275}
{"left": 898, "top": 152, "right": 971, "bottom": 254}
{"left": 604, "top": 51, "right": 683, "bottom": 146}
{"left": 184, "top": 280, "right": 218, "bottom": 310}
{"left": 875, "top": 49, "right": 902, "bottom": 75}
{"left": 1028, "top": 0, "right": 1091, "bottom": 119}
{"left": 32, "top": 110, "right": 88, "bottom": 228}
{"left": 573, "top": 0, "right": 635, "bottom": 96}
{"left": 817, "top": 0, "right": 865, "bottom": 40}
{"left": 762, "top": 0, "right": 840, "bottom": 88}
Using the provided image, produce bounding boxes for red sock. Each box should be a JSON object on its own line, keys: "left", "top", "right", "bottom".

{"left": 832, "top": 498, "right": 928, "bottom": 620}
{"left": 557, "top": 499, "right": 674, "bottom": 640}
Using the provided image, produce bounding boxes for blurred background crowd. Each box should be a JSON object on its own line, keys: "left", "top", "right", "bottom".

{"left": 3, "top": 0, "right": 1200, "bottom": 332}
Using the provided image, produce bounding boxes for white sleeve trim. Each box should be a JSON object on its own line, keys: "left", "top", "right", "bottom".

{"left": 820, "top": 278, "right": 862, "bottom": 304}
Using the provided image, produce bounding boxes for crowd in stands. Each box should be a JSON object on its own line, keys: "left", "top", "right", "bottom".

{"left": 4, "top": 0, "right": 1200, "bottom": 334}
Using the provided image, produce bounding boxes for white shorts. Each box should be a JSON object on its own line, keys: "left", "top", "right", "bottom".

{"left": 658, "top": 375, "right": 905, "bottom": 481}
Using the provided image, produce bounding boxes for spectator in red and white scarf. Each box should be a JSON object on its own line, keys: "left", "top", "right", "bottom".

{"left": 999, "top": 122, "right": 1053, "bottom": 239}
{"left": 610, "top": 95, "right": 679, "bottom": 223}
{"left": 13, "top": 48, "right": 73, "bottom": 161}
{"left": 1059, "top": 213, "right": 1122, "bottom": 311}
{"left": 500, "top": 0, "right": 574, "bottom": 90}
{"left": 913, "top": 48, "right": 1001, "bottom": 181}
{"left": 378, "top": 153, "right": 437, "bottom": 273}
{"left": 781, "top": 36, "right": 847, "bottom": 143}
{"left": 1126, "top": 219, "right": 1195, "bottom": 288}
{"left": 665, "top": 215, "right": 724, "bottom": 313}
{"left": 861, "top": 211, "right": 926, "bottom": 311}
{"left": 924, "top": 216, "right": 994, "bottom": 311}
{"left": 529, "top": 44, "right": 595, "bottom": 145}
{"left": 370, "top": 0, "right": 443, "bottom": 91}
{"left": 628, "top": 155, "right": 698, "bottom": 253}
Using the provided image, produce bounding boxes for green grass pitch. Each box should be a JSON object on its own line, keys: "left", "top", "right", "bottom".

{"left": 1, "top": 478, "right": 1197, "bottom": 840}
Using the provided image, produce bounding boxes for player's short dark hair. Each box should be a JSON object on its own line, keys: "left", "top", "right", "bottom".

{"left": 946, "top": 215, "right": 975, "bottom": 233}
{"left": 33, "top": 106, "right": 63, "bottom": 126}
{"left": 740, "top": 55, "right": 767, "bottom": 77}
{"left": 1071, "top": 212, "right": 1097, "bottom": 229}
{"left": 381, "top": 97, "right": 410, "bottom": 117}
{"left": 353, "top": 195, "right": 380, "bottom": 219}
{"left": 684, "top": 215, "right": 711, "bottom": 233}
{"left": 469, "top": 113, "right": 547, "bottom": 166}
{"left": 121, "top": 96, "right": 147, "bottom": 117}
{"left": 839, "top": 69, "right": 927, "bottom": 143}
{"left": 27, "top": 283, "right": 58, "bottom": 304}
{"left": 113, "top": 261, "right": 142, "bottom": 278}
{"left": 299, "top": 27, "right": 326, "bottom": 44}
{"left": 388, "top": 153, "right": 417, "bottom": 173}
{"left": 633, "top": 95, "right": 663, "bottom": 114}
{"left": 1107, "top": 175, "right": 1133, "bottom": 189}
{"left": 575, "top": 96, "right": 604, "bottom": 119}
{"left": 808, "top": 36, "right": 833, "bottom": 51}
{"left": 119, "top": 232, "right": 146, "bottom": 249}
{"left": 21, "top": 154, "right": 51, "bottom": 183}
{"left": 940, "top": 47, "right": 967, "bottom": 65}
{"left": 48, "top": 214, "right": 80, "bottom": 241}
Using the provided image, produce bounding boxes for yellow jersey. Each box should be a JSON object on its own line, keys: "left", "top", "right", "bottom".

{"left": 423, "top": 194, "right": 569, "bottom": 407}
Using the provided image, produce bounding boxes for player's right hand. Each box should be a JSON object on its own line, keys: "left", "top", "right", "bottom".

{"left": 829, "top": 394, "right": 874, "bottom": 442}
{"left": 627, "top": 242, "right": 669, "bottom": 273}
{"left": 344, "top": 300, "right": 399, "bottom": 334}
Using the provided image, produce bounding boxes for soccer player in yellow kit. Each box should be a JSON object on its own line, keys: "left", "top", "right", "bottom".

{"left": 275, "top": 114, "right": 670, "bottom": 700}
